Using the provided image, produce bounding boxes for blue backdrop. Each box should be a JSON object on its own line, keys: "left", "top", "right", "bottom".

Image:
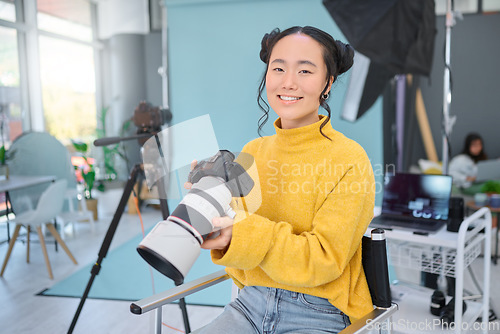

{"left": 165, "top": 0, "right": 384, "bottom": 204}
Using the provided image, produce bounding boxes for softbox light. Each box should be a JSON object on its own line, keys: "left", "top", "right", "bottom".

{"left": 323, "top": 0, "right": 436, "bottom": 121}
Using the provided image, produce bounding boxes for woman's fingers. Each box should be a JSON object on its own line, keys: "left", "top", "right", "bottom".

{"left": 184, "top": 160, "right": 198, "bottom": 189}
{"left": 201, "top": 227, "right": 232, "bottom": 250}
{"left": 201, "top": 216, "right": 234, "bottom": 250}
{"left": 212, "top": 216, "right": 234, "bottom": 230}
{"left": 191, "top": 160, "right": 198, "bottom": 169}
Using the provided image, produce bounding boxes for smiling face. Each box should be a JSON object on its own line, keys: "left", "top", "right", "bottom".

{"left": 265, "top": 33, "right": 333, "bottom": 129}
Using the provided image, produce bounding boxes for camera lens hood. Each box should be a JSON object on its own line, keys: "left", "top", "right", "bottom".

{"left": 137, "top": 220, "right": 202, "bottom": 284}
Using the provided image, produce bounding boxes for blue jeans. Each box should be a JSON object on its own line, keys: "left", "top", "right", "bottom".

{"left": 198, "top": 285, "right": 350, "bottom": 333}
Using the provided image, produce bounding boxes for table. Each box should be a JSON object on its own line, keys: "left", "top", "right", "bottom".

{"left": 0, "top": 175, "right": 56, "bottom": 243}
{"left": 370, "top": 207, "right": 492, "bottom": 333}
{"left": 465, "top": 200, "right": 500, "bottom": 264}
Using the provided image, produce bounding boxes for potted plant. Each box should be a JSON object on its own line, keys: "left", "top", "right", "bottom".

{"left": 95, "top": 106, "right": 131, "bottom": 191}
{"left": 71, "top": 140, "right": 98, "bottom": 220}
{"left": 0, "top": 108, "right": 11, "bottom": 180}
{"left": 481, "top": 180, "right": 500, "bottom": 209}
{"left": 0, "top": 145, "right": 9, "bottom": 180}
{"left": 480, "top": 181, "right": 500, "bottom": 195}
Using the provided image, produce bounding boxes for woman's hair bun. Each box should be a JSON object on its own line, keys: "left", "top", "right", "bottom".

{"left": 335, "top": 41, "right": 354, "bottom": 75}
{"left": 259, "top": 28, "right": 280, "bottom": 63}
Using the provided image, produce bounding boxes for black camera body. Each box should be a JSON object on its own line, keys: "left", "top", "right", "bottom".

{"left": 133, "top": 101, "right": 172, "bottom": 133}
{"left": 188, "top": 150, "right": 254, "bottom": 197}
{"left": 138, "top": 149, "right": 256, "bottom": 284}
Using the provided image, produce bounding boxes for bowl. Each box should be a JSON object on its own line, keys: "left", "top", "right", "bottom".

{"left": 474, "top": 193, "right": 488, "bottom": 207}
{"left": 489, "top": 194, "right": 500, "bottom": 208}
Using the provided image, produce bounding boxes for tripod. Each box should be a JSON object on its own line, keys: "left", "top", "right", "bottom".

{"left": 68, "top": 163, "right": 191, "bottom": 333}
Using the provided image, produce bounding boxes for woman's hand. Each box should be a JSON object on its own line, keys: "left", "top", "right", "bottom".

{"left": 201, "top": 216, "right": 234, "bottom": 250}
{"left": 184, "top": 159, "right": 234, "bottom": 250}
{"left": 466, "top": 175, "right": 476, "bottom": 182}
{"left": 183, "top": 160, "right": 197, "bottom": 190}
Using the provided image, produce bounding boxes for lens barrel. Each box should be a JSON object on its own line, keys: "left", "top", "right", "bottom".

{"left": 137, "top": 176, "right": 233, "bottom": 282}
{"left": 430, "top": 290, "right": 446, "bottom": 316}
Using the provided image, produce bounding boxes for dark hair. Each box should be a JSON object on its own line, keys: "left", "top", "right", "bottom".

{"left": 462, "top": 132, "right": 487, "bottom": 162}
{"left": 257, "top": 26, "right": 354, "bottom": 139}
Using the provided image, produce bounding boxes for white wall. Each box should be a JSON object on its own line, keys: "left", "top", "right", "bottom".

{"left": 97, "top": 0, "right": 150, "bottom": 40}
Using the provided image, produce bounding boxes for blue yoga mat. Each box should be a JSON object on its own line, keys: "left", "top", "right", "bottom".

{"left": 39, "top": 232, "right": 232, "bottom": 307}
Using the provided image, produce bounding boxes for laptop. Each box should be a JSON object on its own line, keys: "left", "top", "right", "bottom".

{"left": 475, "top": 159, "right": 500, "bottom": 183}
{"left": 370, "top": 173, "right": 452, "bottom": 234}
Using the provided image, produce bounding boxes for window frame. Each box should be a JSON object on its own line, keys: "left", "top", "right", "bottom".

{"left": 0, "top": 0, "right": 103, "bottom": 138}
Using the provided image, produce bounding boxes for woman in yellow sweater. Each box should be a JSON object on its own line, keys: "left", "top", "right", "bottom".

{"left": 195, "top": 26, "right": 375, "bottom": 333}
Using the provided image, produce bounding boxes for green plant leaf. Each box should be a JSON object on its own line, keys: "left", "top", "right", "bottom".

{"left": 82, "top": 170, "right": 96, "bottom": 199}
{"left": 95, "top": 106, "right": 130, "bottom": 180}
{"left": 96, "top": 182, "right": 106, "bottom": 192}
{"left": 71, "top": 140, "right": 88, "bottom": 153}
{"left": 480, "top": 181, "right": 500, "bottom": 194}
{"left": 0, "top": 146, "right": 5, "bottom": 165}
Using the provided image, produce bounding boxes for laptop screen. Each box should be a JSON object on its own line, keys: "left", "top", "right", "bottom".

{"left": 381, "top": 173, "right": 452, "bottom": 221}
{"left": 476, "top": 159, "right": 500, "bottom": 182}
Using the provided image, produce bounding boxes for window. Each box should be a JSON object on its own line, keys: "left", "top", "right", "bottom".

{"left": 38, "top": 35, "right": 96, "bottom": 144}
{"left": 0, "top": 25, "right": 22, "bottom": 147}
{"left": 37, "top": 0, "right": 92, "bottom": 42}
{"left": 36, "top": 0, "right": 98, "bottom": 145}
{"left": 483, "top": 0, "right": 500, "bottom": 12}
{"left": 0, "top": 0, "right": 15, "bottom": 23}
{"left": 0, "top": 0, "right": 101, "bottom": 147}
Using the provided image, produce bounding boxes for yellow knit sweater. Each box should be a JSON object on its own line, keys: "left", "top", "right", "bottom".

{"left": 211, "top": 116, "right": 375, "bottom": 322}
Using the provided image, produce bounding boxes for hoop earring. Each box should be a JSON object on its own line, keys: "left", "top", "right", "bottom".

{"left": 322, "top": 92, "right": 329, "bottom": 100}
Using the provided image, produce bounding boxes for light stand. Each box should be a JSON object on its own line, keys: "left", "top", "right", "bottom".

{"left": 442, "top": 0, "right": 458, "bottom": 174}
{"left": 68, "top": 133, "right": 191, "bottom": 334}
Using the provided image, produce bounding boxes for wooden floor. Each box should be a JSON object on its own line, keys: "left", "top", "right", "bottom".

{"left": 1, "top": 199, "right": 499, "bottom": 334}
{"left": 0, "top": 203, "right": 223, "bottom": 334}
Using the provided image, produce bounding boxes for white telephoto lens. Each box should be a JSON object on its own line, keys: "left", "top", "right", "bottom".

{"left": 138, "top": 220, "right": 201, "bottom": 281}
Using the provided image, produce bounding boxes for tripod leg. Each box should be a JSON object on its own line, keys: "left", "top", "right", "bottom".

{"left": 178, "top": 291, "right": 191, "bottom": 333}
{"left": 68, "top": 164, "right": 143, "bottom": 334}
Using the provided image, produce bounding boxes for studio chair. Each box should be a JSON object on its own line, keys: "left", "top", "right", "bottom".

{"left": 8, "top": 131, "right": 89, "bottom": 241}
{"left": 130, "top": 229, "right": 397, "bottom": 334}
{"left": 8, "top": 132, "right": 77, "bottom": 213}
{"left": 0, "top": 180, "right": 78, "bottom": 279}
{"left": 57, "top": 187, "right": 96, "bottom": 239}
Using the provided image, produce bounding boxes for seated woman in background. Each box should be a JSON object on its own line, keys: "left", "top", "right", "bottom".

{"left": 449, "top": 133, "right": 488, "bottom": 188}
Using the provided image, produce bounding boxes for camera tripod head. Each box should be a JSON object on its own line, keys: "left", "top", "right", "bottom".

{"left": 94, "top": 101, "right": 172, "bottom": 147}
